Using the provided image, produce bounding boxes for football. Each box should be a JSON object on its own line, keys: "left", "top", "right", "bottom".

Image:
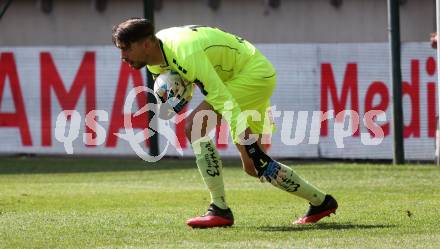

{"left": 153, "top": 70, "right": 194, "bottom": 119}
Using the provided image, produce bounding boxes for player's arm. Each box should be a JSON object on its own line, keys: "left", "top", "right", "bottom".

{"left": 181, "top": 52, "right": 248, "bottom": 143}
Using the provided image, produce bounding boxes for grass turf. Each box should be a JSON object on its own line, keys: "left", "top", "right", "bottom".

{"left": 0, "top": 157, "right": 439, "bottom": 249}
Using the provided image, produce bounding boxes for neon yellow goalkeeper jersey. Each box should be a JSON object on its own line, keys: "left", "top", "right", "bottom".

{"left": 147, "top": 25, "right": 274, "bottom": 142}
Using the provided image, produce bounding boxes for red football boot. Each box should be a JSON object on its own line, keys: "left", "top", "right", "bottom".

{"left": 186, "top": 203, "right": 234, "bottom": 228}
{"left": 294, "top": 195, "right": 338, "bottom": 224}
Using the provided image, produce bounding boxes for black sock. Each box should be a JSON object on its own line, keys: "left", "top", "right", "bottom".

{"left": 244, "top": 142, "right": 273, "bottom": 176}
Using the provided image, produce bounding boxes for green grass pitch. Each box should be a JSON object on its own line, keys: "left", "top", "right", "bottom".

{"left": 0, "top": 157, "right": 439, "bottom": 249}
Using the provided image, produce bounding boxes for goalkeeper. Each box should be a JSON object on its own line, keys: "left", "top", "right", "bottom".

{"left": 112, "top": 18, "right": 338, "bottom": 228}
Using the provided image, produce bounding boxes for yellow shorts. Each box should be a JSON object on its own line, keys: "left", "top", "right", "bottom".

{"left": 225, "top": 51, "right": 276, "bottom": 135}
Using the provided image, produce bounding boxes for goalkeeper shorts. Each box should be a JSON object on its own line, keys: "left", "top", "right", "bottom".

{"left": 225, "top": 50, "right": 277, "bottom": 136}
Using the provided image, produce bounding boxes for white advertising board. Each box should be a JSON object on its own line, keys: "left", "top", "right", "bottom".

{"left": 0, "top": 43, "right": 436, "bottom": 160}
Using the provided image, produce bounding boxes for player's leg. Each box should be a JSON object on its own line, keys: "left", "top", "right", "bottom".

{"left": 235, "top": 134, "right": 337, "bottom": 224}
{"left": 184, "top": 100, "right": 234, "bottom": 228}
{"left": 226, "top": 54, "right": 338, "bottom": 224}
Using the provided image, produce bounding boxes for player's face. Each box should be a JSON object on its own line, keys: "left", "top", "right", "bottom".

{"left": 117, "top": 40, "right": 150, "bottom": 70}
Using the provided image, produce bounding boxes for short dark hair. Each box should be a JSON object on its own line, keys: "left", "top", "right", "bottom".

{"left": 112, "top": 18, "right": 155, "bottom": 47}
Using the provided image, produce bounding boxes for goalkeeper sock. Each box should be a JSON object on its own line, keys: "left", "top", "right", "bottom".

{"left": 263, "top": 161, "right": 326, "bottom": 206}
{"left": 244, "top": 142, "right": 326, "bottom": 206}
{"left": 192, "top": 136, "right": 227, "bottom": 209}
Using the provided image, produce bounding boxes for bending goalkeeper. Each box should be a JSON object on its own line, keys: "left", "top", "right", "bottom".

{"left": 112, "top": 18, "right": 338, "bottom": 228}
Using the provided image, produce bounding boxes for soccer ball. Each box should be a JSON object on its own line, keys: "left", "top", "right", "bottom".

{"left": 153, "top": 70, "right": 193, "bottom": 119}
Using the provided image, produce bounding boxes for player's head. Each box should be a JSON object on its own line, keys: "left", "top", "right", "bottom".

{"left": 112, "top": 18, "right": 158, "bottom": 69}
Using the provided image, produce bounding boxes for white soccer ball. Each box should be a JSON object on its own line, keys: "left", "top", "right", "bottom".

{"left": 153, "top": 70, "right": 193, "bottom": 119}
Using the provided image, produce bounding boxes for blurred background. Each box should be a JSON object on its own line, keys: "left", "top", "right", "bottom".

{"left": 0, "top": 0, "right": 435, "bottom": 45}
{"left": 0, "top": 0, "right": 437, "bottom": 161}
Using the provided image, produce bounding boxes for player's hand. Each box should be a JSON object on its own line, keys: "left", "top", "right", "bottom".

{"left": 431, "top": 32, "right": 438, "bottom": 49}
